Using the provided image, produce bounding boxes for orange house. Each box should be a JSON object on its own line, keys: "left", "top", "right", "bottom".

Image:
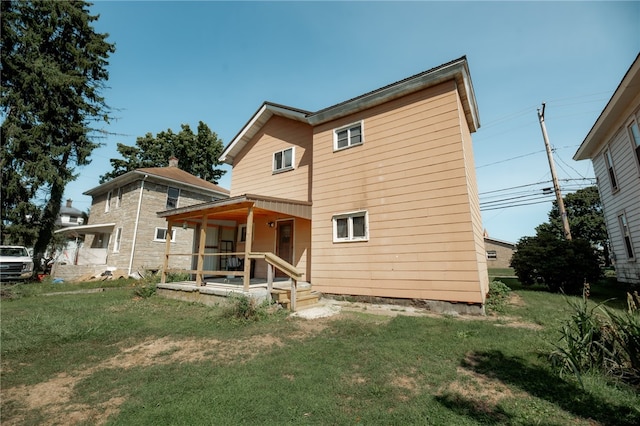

{"left": 159, "top": 56, "right": 488, "bottom": 313}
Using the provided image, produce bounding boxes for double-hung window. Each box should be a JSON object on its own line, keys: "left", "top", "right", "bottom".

{"left": 618, "top": 213, "right": 635, "bottom": 260}
{"left": 116, "top": 187, "right": 122, "bottom": 208}
{"left": 334, "top": 122, "right": 363, "bottom": 151}
{"left": 273, "top": 147, "right": 294, "bottom": 173}
{"left": 113, "top": 227, "right": 122, "bottom": 253}
{"left": 603, "top": 148, "right": 618, "bottom": 192}
{"left": 154, "top": 227, "right": 176, "bottom": 242}
{"left": 166, "top": 187, "right": 180, "bottom": 209}
{"left": 628, "top": 119, "right": 640, "bottom": 170}
{"left": 333, "top": 211, "right": 368, "bottom": 242}
{"left": 105, "top": 191, "right": 112, "bottom": 213}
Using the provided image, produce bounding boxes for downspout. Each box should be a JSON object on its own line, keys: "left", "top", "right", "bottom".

{"left": 128, "top": 174, "right": 148, "bottom": 276}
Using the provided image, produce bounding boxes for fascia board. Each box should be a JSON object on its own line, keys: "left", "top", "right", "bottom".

{"left": 574, "top": 54, "right": 640, "bottom": 161}
{"left": 219, "top": 103, "right": 309, "bottom": 164}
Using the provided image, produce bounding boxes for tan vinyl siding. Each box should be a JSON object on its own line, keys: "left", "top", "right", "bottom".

{"left": 311, "top": 81, "right": 485, "bottom": 303}
{"left": 230, "top": 116, "right": 312, "bottom": 202}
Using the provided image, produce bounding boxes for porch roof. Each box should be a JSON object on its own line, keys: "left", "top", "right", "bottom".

{"left": 157, "top": 194, "right": 312, "bottom": 222}
{"left": 54, "top": 223, "right": 116, "bottom": 237}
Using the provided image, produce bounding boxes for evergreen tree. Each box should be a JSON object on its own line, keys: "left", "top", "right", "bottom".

{"left": 1, "top": 1, "right": 114, "bottom": 258}
{"left": 100, "top": 121, "right": 226, "bottom": 184}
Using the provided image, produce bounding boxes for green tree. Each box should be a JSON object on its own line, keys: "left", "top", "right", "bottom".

{"left": 510, "top": 229, "right": 601, "bottom": 294}
{"left": 537, "top": 186, "right": 610, "bottom": 264}
{"left": 1, "top": 1, "right": 114, "bottom": 258}
{"left": 100, "top": 121, "right": 226, "bottom": 184}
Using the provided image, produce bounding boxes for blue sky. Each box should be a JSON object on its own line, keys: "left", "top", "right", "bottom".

{"left": 63, "top": 1, "right": 639, "bottom": 243}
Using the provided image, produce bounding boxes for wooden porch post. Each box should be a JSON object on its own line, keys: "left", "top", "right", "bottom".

{"left": 243, "top": 205, "right": 254, "bottom": 292}
{"left": 161, "top": 221, "right": 173, "bottom": 284}
{"left": 196, "top": 215, "right": 207, "bottom": 286}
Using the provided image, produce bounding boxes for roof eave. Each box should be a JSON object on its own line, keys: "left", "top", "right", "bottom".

{"left": 83, "top": 170, "right": 229, "bottom": 198}
{"left": 219, "top": 103, "right": 311, "bottom": 164}
{"left": 307, "top": 56, "right": 481, "bottom": 132}
{"left": 574, "top": 53, "right": 640, "bottom": 161}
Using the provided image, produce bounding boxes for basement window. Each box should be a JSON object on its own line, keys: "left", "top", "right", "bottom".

{"left": 154, "top": 227, "right": 176, "bottom": 243}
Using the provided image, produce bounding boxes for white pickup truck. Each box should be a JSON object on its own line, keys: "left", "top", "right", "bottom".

{"left": 0, "top": 245, "right": 35, "bottom": 282}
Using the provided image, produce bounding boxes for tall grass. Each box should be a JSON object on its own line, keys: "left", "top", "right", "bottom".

{"left": 550, "top": 288, "right": 640, "bottom": 387}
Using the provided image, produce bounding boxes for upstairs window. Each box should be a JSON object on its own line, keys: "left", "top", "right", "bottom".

{"left": 334, "top": 122, "right": 363, "bottom": 151}
{"left": 618, "top": 213, "right": 635, "bottom": 260}
{"left": 273, "top": 147, "right": 294, "bottom": 173}
{"left": 333, "top": 211, "right": 368, "bottom": 242}
{"left": 116, "top": 187, "right": 122, "bottom": 208}
{"left": 166, "top": 187, "right": 180, "bottom": 209}
{"left": 628, "top": 119, "right": 640, "bottom": 170}
{"left": 105, "top": 191, "right": 112, "bottom": 213}
{"left": 603, "top": 148, "right": 618, "bottom": 192}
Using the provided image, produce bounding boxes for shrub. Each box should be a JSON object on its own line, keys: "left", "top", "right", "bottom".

{"left": 510, "top": 230, "right": 601, "bottom": 294}
{"left": 222, "top": 294, "right": 269, "bottom": 322}
{"left": 486, "top": 280, "right": 511, "bottom": 313}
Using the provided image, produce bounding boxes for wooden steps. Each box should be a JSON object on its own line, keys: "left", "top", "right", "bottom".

{"left": 271, "top": 286, "right": 321, "bottom": 310}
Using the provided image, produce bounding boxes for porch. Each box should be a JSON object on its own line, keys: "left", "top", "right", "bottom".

{"left": 157, "top": 277, "right": 320, "bottom": 311}
{"left": 157, "top": 194, "right": 316, "bottom": 311}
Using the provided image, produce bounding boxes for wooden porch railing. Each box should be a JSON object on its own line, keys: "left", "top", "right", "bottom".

{"left": 161, "top": 251, "right": 303, "bottom": 311}
{"left": 248, "top": 252, "right": 303, "bottom": 311}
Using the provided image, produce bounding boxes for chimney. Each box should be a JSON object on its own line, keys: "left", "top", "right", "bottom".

{"left": 66, "top": 199, "right": 73, "bottom": 208}
{"left": 169, "top": 156, "right": 179, "bottom": 168}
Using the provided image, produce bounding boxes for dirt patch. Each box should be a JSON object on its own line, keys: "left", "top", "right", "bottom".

{"left": 436, "top": 353, "right": 521, "bottom": 418}
{"left": 1, "top": 334, "right": 286, "bottom": 426}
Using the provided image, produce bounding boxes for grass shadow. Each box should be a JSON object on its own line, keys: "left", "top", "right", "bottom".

{"left": 443, "top": 350, "right": 639, "bottom": 425}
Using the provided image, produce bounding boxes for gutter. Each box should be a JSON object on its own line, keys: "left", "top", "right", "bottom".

{"left": 128, "top": 174, "right": 148, "bottom": 276}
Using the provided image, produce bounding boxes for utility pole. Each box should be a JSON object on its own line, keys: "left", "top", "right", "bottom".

{"left": 537, "top": 103, "right": 572, "bottom": 240}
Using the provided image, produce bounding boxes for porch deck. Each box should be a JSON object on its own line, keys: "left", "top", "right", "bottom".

{"left": 157, "top": 278, "right": 319, "bottom": 310}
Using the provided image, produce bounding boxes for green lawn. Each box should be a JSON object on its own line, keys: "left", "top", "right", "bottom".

{"left": 1, "top": 279, "right": 638, "bottom": 425}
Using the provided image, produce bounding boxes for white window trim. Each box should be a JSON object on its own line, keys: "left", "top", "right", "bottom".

{"left": 617, "top": 212, "right": 635, "bottom": 261}
{"left": 113, "top": 227, "right": 122, "bottom": 253}
{"left": 487, "top": 250, "right": 497, "bottom": 260}
{"left": 116, "top": 187, "right": 122, "bottom": 208}
{"left": 603, "top": 147, "right": 619, "bottom": 192}
{"left": 154, "top": 227, "right": 176, "bottom": 243}
{"left": 272, "top": 147, "right": 295, "bottom": 173}
{"left": 333, "top": 120, "right": 364, "bottom": 152}
{"left": 166, "top": 186, "right": 180, "bottom": 209}
{"left": 332, "top": 210, "right": 369, "bottom": 243}
{"left": 105, "top": 190, "right": 112, "bottom": 213}
{"left": 627, "top": 115, "right": 640, "bottom": 175}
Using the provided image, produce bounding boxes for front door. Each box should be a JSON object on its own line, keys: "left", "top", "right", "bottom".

{"left": 276, "top": 220, "right": 294, "bottom": 277}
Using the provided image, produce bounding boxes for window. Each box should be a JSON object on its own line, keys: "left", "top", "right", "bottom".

{"left": 166, "top": 187, "right": 180, "bottom": 209}
{"left": 332, "top": 211, "right": 368, "bottom": 242}
{"left": 273, "top": 147, "right": 294, "bottom": 173}
{"left": 105, "top": 191, "right": 112, "bottom": 212}
{"left": 154, "top": 228, "right": 176, "bottom": 242}
{"left": 618, "top": 213, "right": 635, "bottom": 260}
{"left": 237, "top": 224, "right": 254, "bottom": 242}
{"left": 113, "top": 227, "right": 122, "bottom": 253}
{"left": 603, "top": 148, "right": 618, "bottom": 191}
{"left": 487, "top": 250, "right": 497, "bottom": 260}
{"left": 628, "top": 119, "right": 640, "bottom": 169}
{"left": 334, "top": 122, "right": 363, "bottom": 151}
{"left": 116, "top": 187, "right": 122, "bottom": 208}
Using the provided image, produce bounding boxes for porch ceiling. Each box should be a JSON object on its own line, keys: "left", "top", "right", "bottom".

{"left": 157, "top": 194, "right": 312, "bottom": 224}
